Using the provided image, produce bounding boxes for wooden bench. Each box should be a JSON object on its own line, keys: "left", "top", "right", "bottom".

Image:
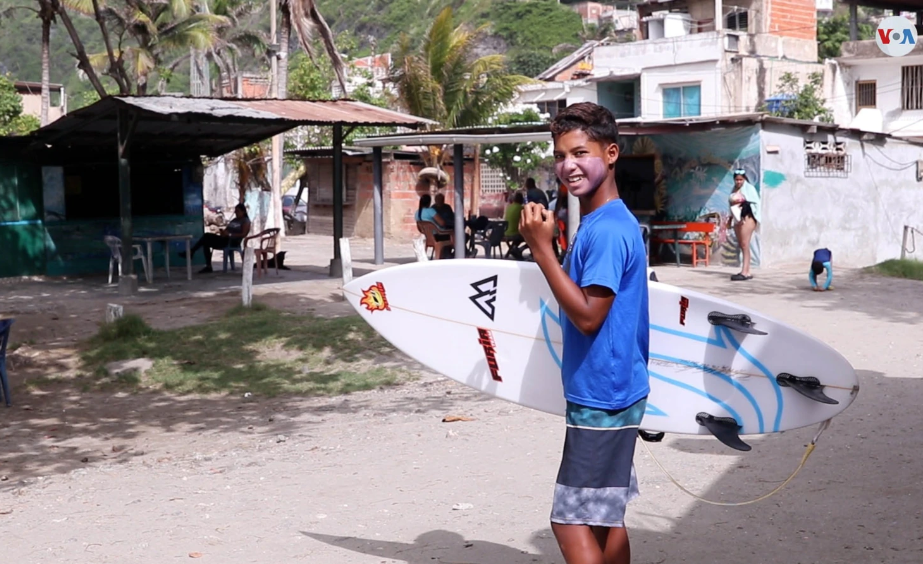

{"left": 651, "top": 222, "right": 715, "bottom": 267}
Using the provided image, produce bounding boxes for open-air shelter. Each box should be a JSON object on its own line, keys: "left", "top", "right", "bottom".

{"left": 7, "top": 96, "right": 433, "bottom": 288}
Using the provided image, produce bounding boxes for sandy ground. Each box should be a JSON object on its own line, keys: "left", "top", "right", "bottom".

{"left": 1, "top": 235, "right": 922, "bottom": 564}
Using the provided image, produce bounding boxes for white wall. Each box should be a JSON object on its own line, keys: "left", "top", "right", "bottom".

{"left": 642, "top": 60, "right": 722, "bottom": 118}
{"left": 759, "top": 123, "right": 923, "bottom": 268}
{"left": 832, "top": 53, "right": 923, "bottom": 136}
{"left": 594, "top": 31, "right": 723, "bottom": 72}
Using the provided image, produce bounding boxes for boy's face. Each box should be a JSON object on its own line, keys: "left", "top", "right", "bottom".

{"left": 553, "top": 129, "right": 619, "bottom": 197}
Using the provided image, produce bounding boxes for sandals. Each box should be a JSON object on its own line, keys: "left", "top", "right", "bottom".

{"left": 730, "top": 273, "right": 753, "bottom": 281}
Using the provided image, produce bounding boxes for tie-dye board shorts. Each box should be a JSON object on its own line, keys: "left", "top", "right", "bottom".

{"left": 550, "top": 397, "right": 647, "bottom": 528}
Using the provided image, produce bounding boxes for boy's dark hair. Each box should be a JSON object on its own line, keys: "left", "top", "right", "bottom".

{"left": 811, "top": 261, "right": 824, "bottom": 276}
{"left": 525, "top": 177, "right": 537, "bottom": 190}
{"left": 550, "top": 102, "right": 619, "bottom": 147}
{"left": 513, "top": 192, "right": 525, "bottom": 204}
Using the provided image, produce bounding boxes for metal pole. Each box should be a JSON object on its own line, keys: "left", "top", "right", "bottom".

{"left": 901, "top": 225, "right": 910, "bottom": 260}
{"left": 270, "top": 0, "right": 283, "bottom": 241}
{"left": 453, "top": 144, "right": 465, "bottom": 259}
{"left": 567, "top": 190, "right": 580, "bottom": 246}
{"left": 373, "top": 146, "right": 384, "bottom": 265}
{"left": 330, "top": 124, "right": 344, "bottom": 277}
{"left": 117, "top": 108, "right": 137, "bottom": 295}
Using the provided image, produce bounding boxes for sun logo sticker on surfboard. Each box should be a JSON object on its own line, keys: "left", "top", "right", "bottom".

{"left": 360, "top": 282, "right": 391, "bottom": 313}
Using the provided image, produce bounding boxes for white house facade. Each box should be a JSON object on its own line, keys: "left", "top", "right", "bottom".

{"left": 831, "top": 40, "right": 923, "bottom": 142}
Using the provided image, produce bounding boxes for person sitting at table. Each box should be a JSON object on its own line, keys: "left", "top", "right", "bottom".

{"left": 503, "top": 192, "right": 527, "bottom": 258}
{"left": 179, "top": 203, "right": 251, "bottom": 273}
{"left": 432, "top": 193, "right": 455, "bottom": 229}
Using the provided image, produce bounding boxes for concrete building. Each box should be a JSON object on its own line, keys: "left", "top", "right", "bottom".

{"left": 14, "top": 81, "right": 66, "bottom": 124}
{"left": 516, "top": 0, "right": 825, "bottom": 121}
{"left": 829, "top": 9, "right": 923, "bottom": 142}
{"left": 331, "top": 54, "right": 395, "bottom": 100}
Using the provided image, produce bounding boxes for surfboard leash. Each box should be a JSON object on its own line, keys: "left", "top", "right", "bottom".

{"left": 638, "top": 419, "right": 832, "bottom": 507}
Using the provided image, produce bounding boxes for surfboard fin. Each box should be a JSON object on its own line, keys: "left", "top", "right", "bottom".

{"left": 707, "top": 312, "right": 768, "bottom": 335}
{"left": 649, "top": 271, "right": 659, "bottom": 282}
{"left": 696, "top": 412, "right": 752, "bottom": 451}
{"left": 638, "top": 429, "right": 665, "bottom": 442}
{"left": 776, "top": 373, "right": 839, "bottom": 405}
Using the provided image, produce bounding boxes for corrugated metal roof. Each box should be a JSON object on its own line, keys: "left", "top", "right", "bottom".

{"left": 354, "top": 113, "right": 923, "bottom": 147}
{"left": 27, "top": 96, "right": 435, "bottom": 160}
{"left": 114, "top": 96, "right": 436, "bottom": 127}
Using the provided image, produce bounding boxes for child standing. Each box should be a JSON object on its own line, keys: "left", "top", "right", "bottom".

{"left": 810, "top": 248, "right": 833, "bottom": 291}
{"left": 519, "top": 102, "right": 650, "bottom": 564}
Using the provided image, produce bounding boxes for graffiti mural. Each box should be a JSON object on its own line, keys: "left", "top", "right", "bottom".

{"left": 620, "top": 126, "right": 761, "bottom": 267}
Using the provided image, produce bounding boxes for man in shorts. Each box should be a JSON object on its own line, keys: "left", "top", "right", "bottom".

{"left": 519, "top": 102, "right": 650, "bottom": 564}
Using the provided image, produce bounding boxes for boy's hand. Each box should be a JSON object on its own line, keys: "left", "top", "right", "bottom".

{"left": 519, "top": 203, "right": 555, "bottom": 256}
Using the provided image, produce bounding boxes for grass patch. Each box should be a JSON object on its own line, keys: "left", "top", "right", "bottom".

{"left": 78, "top": 304, "right": 410, "bottom": 397}
{"left": 866, "top": 259, "right": 923, "bottom": 281}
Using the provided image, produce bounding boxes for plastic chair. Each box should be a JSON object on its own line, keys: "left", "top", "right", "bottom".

{"left": 417, "top": 221, "right": 454, "bottom": 260}
{"left": 0, "top": 318, "right": 14, "bottom": 407}
{"left": 104, "top": 236, "right": 149, "bottom": 284}
{"left": 245, "top": 228, "right": 282, "bottom": 278}
{"left": 474, "top": 221, "right": 507, "bottom": 259}
{"left": 222, "top": 242, "right": 245, "bottom": 272}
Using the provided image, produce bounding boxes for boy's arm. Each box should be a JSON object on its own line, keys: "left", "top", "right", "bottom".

{"left": 520, "top": 204, "right": 615, "bottom": 335}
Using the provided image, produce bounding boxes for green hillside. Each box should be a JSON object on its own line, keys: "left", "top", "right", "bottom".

{"left": 0, "top": 0, "right": 586, "bottom": 107}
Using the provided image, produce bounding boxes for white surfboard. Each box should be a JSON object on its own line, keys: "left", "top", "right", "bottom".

{"left": 343, "top": 259, "right": 858, "bottom": 441}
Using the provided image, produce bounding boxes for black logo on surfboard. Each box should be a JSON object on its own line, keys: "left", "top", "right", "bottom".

{"left": 469, "top": 275, "right": 498, "bottom": 321}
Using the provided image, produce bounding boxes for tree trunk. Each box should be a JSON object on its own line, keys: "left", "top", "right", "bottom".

{"left": 278, "top": 10, "right": 290, "bottom": 99}
{"left": 40, "top": 15, "right": 50, "bottom": 126}
{"left": 52, "top": 0, "right": 109, "bottom": 97}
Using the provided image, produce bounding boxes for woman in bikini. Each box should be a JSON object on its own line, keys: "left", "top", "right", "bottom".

{"left": 726, "top": 168, "right": 760, "bottom": 281}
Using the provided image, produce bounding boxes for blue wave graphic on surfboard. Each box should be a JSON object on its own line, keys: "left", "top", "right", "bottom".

{"left": 539, "top": 300, "right": 784, "bottom": 433}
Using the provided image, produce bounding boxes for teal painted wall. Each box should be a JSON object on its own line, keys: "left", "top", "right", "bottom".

{"left": 618, "top": 126, "right": 763, "bottom": 267}
{"left": 0, "top": 159, "right": 46, "bottom": 278}
{"left": 45, "top": 215, "right": 204, "bottom": 277}
{"left": 1, "top": 159, "right": 204, "bottom": 278}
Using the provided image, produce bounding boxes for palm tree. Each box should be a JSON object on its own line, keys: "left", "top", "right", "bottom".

{"left": 279, "top": 0, "right": 346, "bottom": 97}
{"left": 208, "top": 0, "right": 267, "bottom": 96}
{"left": 390, "top": 6, "right": 533, "bottom": 180}
{"left": 81, "top": 0, "right": 227, "bottom": 95}
{"left": 36, "top": 0, "right": 55, "bottom": 125}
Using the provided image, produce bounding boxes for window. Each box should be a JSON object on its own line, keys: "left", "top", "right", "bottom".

{"left": 663, "top": 85, "right": 701, "bottom": 118}
{"left": 536, "top": 100, "right": 567, "bottom": 119}
{"left": 901, "top": 65, "right": 923, "bottom": 110}
{"left": 725, "top": 9, "right": 748, "bottom": 31}
{"left": 855, "top": 80, "right": 876, "bottom": 111}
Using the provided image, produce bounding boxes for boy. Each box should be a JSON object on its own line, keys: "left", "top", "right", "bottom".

{"left": 519, "top": 102, "right": 650, "bottom": 564}
{"left": 810, "top": 247, "right": 833, "bottom": 291}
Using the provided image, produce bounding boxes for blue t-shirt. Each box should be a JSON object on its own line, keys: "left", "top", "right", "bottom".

{"left": 561, "top": 199, "right": 650, "bottom": 410}
{"left": 813, "top": 248, "right": 832, "bottom": 263}
{"left": 415, "top": 208, "right": 437, "bottom": 223}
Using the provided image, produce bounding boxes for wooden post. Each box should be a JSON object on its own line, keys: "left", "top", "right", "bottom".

{"left": 373, "top": 146, "right": 384, "bottom": 265}
{"left": 453, "top": 144, "right": 465, "bottom": 259}
{"left": 117, "top": 107, "right": 138, "bottom": 295}
{"left": 330, "top": 124, "right": 344, "bottom": 277}
{"left": 472, "top": 145, "right": 481, "bottom": 218}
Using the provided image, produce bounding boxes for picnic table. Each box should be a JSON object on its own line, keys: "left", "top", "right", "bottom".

{"left": 650, "top": 222, "right": 687, "bottom": 267}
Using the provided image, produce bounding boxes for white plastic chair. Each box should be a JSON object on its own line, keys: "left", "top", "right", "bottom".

{"left": 104, "top": 236, "right": 149, "bottom": 284}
